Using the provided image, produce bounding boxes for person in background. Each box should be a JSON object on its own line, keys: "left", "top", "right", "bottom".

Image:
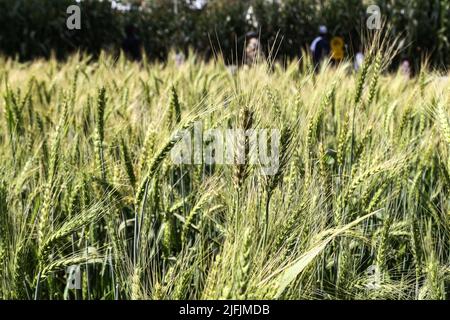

{"left": 310, "top": 25, "right": 330, "bottom": 70}
{"left": 122, "top": 24, "right": 142, "bottom": 61}
{"left": 175, "top": 51, "right": 186, "bottom": 67}
{"left": 245, "top": 31, "right": 261, "bottom": 66}
{"left": 354, "top": 46, "right": 365, "bottom": 71}
{"left": 400, "top": 56, "right": 412, "bottom": 78}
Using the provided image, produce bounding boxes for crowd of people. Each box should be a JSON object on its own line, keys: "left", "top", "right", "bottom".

{"left": 241, "top": 26, "right": 412, "bottom": 76}
{"left": 121, "top": 24, "right": 412, "bottom": 76}
{"left": 241, "top": 25, "right": 365, "bottom": 73}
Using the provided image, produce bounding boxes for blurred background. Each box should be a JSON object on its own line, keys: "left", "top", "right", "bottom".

{"left": 0, "top": 0, "right": 449, "bottom": 69}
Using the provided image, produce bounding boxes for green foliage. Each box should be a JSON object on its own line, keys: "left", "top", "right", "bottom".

{"left": 0, "top": 41, "right": 449, "bottom": 300}
{"left": 0, "top": 0, "right": 449, "bottom": 68}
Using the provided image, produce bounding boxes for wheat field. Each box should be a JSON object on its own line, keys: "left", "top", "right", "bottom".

{"left": 0, "top": 47, "right": 449, "bottom": 300}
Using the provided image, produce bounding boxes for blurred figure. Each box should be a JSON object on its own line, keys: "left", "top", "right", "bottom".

{"left": 175, "top": 51, "right": 185, "bottom": 67}
{"left": 245, "top": 31, "right": 261, "bottom": 66}
{"left": 400, "top": 57, "right": 412, "bottom": 78}
{"left": 330, "top": 36, "right": 345, "bottom": 63}
{"left": 354, "top": 47, "right": 364, "bottom": 71}
{"left": 122, "top": 24, "right": 142, "bottom": 61}
{"left": 310, "top": 25, "right": 330, "bottom": 70}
